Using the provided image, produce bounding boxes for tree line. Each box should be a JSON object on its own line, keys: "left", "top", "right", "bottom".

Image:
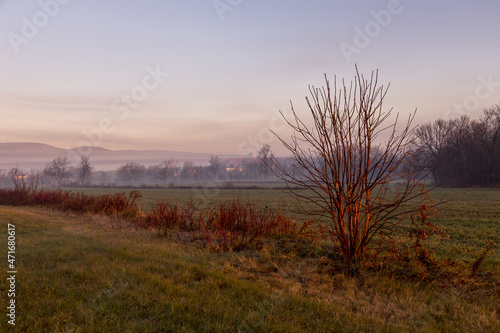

{"left": 413, "top": 104, "right": 500, "bottom": 187}
{"left": 2, "top": 103, "right": 499, "bottom": 189}
{"left": 0, "top": 155, "right": 94, "bottom": 188}
{"left": 0, "top": 144, "right": 289, "bottom": 187}
{"left": 115, "top": 144, "right": 281, "bottom": 185}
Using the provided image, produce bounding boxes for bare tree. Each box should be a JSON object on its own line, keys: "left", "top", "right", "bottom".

{"left": 9, "top": 168, "right": 46, "bottom": 194}
{"left": 44, "top": 156, "right": 70, "bottom": 186}
{"left": 413, "top": 119, "right": 451, "bottom": 163}
{"left": 77, "top": 155, "right": 93, "bottom": 185}
{"left": 117, "top": 162, "right": 146, "bottom": 185}
{"left": 258, "top": 144, "right": 272, "bottom": 180}
{"left": 270, "top": 68, "right": 433, "bottom": 264}
{"left": 208, "top": 155, "right": 226, "bottom": 180}
{"left": 181, "top": 161, "right": 196, "bottom": 182}
{"left": 243, "top": 157, "right": 260, "bottom": 180}
{"left": 157, "top": 160, "right": 177, "bottom": 184}
{"left": 415, "top": 106, "right": 500, "bottom": 187}
{"left": 477, "top": 105, "right": 500, "bottom": 186}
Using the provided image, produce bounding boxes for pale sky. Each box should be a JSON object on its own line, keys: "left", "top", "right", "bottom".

{"left": 1, "top": 0, "right": 499, "bottom": 156}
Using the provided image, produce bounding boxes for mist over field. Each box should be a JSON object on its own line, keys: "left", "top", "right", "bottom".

{"left": 0, "top": 142, "right": 232, "bottom": 170}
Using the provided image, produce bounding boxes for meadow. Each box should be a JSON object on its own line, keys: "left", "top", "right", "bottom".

{"left": 0, "top": 185, "right": 499, "bottom": 332}
{"left": 66, "top": 185, "right": 500, "bottom": 268}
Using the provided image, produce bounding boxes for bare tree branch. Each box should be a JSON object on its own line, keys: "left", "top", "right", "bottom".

{"left": 270, "top": 67, "right": 434, "bottom": 263}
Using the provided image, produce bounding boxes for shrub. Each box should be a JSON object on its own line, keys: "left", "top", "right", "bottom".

{"left": 134, "top": 200, "right": 195, "bottom": 231}
{"left": 133, "top": 198, "right": 306, "bottom": 251}
{"left": 0, "top": 188, "right": 33, "bottom": 205}
{"left": 199, "top": 199, "right": 296, "bottom": 251}
{"left": 270, "top": 68, "right": 437, "bottom": 265}
{"left": 0, "top": 187, "right": 141, "bottom": 218}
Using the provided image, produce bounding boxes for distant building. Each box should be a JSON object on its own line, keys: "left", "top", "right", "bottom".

{"left": 226, "top": 166, "right": 243, "bottom": 173}
{"left": 15, "top": 173, "right": 28, "bottom": 180}
{"left": 225, "top": 158, "right": 246, "bottom": 174}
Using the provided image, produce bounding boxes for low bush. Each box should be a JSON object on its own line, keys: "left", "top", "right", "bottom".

{"left": 0, "top": 188, "right": 32, "bottom": 205}
{"left": 0, "top": 188, "right": 141, "bottom": 218}
{"left": 199, "top": 199, "right": 282, "bottom": 251}
{"left": 135, "top": 198, "right": 307, "bottom": 251}
{"left": 134, "top": 200, "right": 195, "bottom": 230}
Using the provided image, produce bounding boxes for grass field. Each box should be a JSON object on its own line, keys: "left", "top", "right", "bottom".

{"left": 0, "top": 186, "right": 499, "bottom": 332}
{"left": 67, "top": 185, "right": 500, "bottom": 268}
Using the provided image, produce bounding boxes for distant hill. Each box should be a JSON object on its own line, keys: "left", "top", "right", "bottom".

{"left": 0, "top": 142, "right": 243, "bottom": 171}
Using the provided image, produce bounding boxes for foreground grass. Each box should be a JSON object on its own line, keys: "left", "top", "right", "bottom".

{"left": 0, "top": 204, "right": 499, "bottom": 332}
{"left": 68, "top": 186, "right": 500, "bottom": 265}
{"left": 430, "top": 188, "right": 500, "bottom": 271}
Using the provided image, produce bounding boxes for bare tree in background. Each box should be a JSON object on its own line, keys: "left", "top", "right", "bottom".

{"left": 44, "top": 156, "right": 70, "bottom": 186}
{"left": 77, "top": 155, "right": 93, "bottom": 185}
{"left": 208, "top": 155, "right": 226, "bottom": 180}
{"left": 258, "top": 144, "right": 272, "bottom": 180}
{"left": 414, "top": 106, "right": 500, "bottom": 187}
{"left": 117, "top": 162, "right": 146, "bottom": 185}
{"left": 181, "top": 161, "right": 196, "bottom": 182}
{"left": 159, "top": 160, "right": 177, "bottom": 184}
{"left": 270, "top": 68, "right": 433, "bottom": 264}
{"left": 9, "top": 168, "right": 46, "bottom": 194}
{"left": 477, "top": 105, "right": 500, "bottom": 186}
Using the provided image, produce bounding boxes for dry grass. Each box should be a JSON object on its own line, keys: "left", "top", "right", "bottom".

{"left": 1, "top": 187, "right": 499, "bottom": 332}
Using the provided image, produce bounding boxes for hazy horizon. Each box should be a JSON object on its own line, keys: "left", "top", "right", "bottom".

{"left": 0, "top": 141, "right": 251, "bottom": 172}
{"left": 1, "top": 1, "right": 500, "bottom": 156}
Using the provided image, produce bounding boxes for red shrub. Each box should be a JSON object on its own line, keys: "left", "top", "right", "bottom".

{"left": 0, "top": 187, "right": 141, "bottom": 219}
{"left": 199, "top": 199, "right": 288, "bottom": 251}
{"left": 134, "top": 200, "right": 195, "bottom": 230}
{"left": 92, "top": 191, "right": 142, "bottom": 218}
{"left": 0, "top": 188, "right": 33, "bottom": 206}
{"left": 133, "top": 198, "right": 303, "bottom": 251}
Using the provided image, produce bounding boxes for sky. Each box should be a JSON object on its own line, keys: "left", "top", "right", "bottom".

{"left": 1, "top": 0, "right": 499, "bottom": 156}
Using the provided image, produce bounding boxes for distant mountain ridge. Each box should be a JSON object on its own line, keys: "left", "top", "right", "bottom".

{"left": 0, "top": 142, "right": 242, "bottom": 171}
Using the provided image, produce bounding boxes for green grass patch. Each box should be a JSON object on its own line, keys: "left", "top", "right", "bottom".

{"left": 0, "top": 187, "right": 499, "bottom": 331}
